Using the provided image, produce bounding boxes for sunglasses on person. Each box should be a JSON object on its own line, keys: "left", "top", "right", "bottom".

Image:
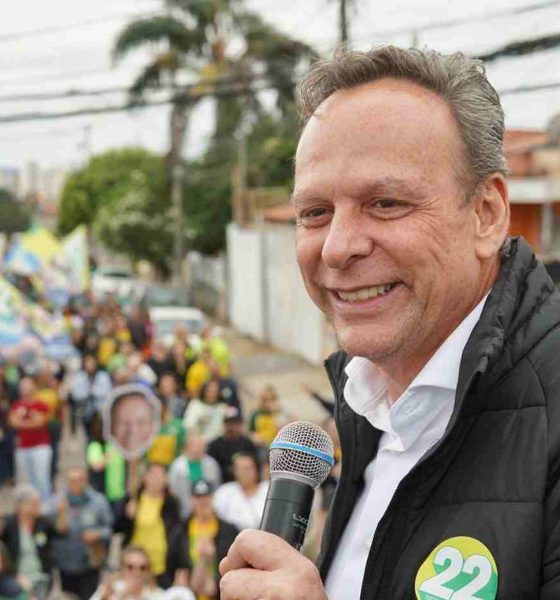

{"left": 124, "top": 562, "right": 149, "bottom": 572}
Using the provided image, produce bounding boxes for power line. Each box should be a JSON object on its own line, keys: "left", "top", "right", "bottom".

{"left": 3, "top": 74, "right": 560, "bottom": 127}
{"left": 499, "top": 80, "right": 560, "bottom": 95}
{"left": 0, "top": 78, "right": 283, "bottom": 125}
{"left": 357, "top": 0, "right": 560, "bottom": 40}
{"left": 0, "top": 86, "right": 137, "bottom": 103}
{"left": 476, "top": 31, "right": 560, "bottom": 62}
{"left": 0, "top": 7, "right": 160, "bottom": 44}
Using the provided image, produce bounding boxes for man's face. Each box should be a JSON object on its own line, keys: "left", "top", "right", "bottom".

{"left": 186, "top": 435, "right": 206, "bottom": 459}
{"left": 111, "top": 394, "right": 155, "bottom": 454}
{"left": 224, "top": 420, "right": 242, "bottom": 438}
{"left": 19, "top": 378, "right": 36, "bottom": 400}
{"left": 192, "top": 494, "right": 214, "bottom": 520}
{"left": 159, "top": 375, "right": 176, "bottom": 397}
{"left": 67, "top": 468, "right": 88, "bottom": 496}
{"left": 295, "top": 79, "right": 485, "bottom": 364}
{"left": 233, "top": 456, "right": 258, "bottom": 488}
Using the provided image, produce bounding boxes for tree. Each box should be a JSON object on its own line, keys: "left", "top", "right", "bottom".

{"left": 113, "top": 1, "right": 317, "bottom": 271}
{"left": 95, "top": 171, "right": 174, "bottom": 273}
{"left": 57, "top": 148, "right": 167, "bottom": 236}
{"left": 0, "top": 188, "right": 32, "bottom": 238}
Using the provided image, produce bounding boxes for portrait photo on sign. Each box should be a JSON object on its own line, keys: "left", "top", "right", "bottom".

{"left": 102, "top": 383, "right": 161, "bottom": 460}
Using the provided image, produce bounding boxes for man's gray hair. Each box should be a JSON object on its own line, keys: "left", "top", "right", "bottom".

{"left": 14, "top": 483, "right": 40, "bottom": 505}
{"left": 298, "top": 45, "right": 508, "bottom": 193}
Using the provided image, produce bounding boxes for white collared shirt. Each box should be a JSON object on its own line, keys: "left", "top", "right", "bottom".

{"left": 324, "top": 296, "right": 488, "bottom": 600}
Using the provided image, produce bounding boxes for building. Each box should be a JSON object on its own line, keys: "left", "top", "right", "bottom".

{"left": 0, "top": 166, "right": 20, "bottom": 198}
{"left": 505, "top": 129, "right": 560, "bottom": 259}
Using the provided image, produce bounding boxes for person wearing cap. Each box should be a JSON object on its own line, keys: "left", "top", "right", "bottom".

{"left": 212, "top": 453, "right": 267, "bottom": 532}
{"left": 168, "top": 433, "right": 222, "bottom": 520}
{"left": 207, "top": 408, "right": 257, "bottom": 483}
{"left": 168, "top": 480, "right": 238, "bottom": 600}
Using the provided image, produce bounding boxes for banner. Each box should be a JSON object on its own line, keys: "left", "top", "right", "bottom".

{"left": 62, "top": 225, "right": 90, "bottom": 293}
{"left": 20, "top": 224, "right": 61, "bottom": 265}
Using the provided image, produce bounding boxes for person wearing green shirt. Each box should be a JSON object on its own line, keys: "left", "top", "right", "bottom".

{"left": 87, "top": 440, "right": 126, "bottom": 506}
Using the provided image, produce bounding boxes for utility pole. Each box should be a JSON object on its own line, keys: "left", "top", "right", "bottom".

{"left": 339, "top": 0, "right": 349, "bottom": 44}
{"left": 172, "top": 162, "right": 185, "bottom": 288}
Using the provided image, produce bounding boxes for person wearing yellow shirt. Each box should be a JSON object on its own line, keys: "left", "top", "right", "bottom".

{"left": 166, "top": 480, "right": 238, "bottom": 600}
{"left": 116, "top": 464, "right": 186, "bottom": 589}
{"left": 185, "top": 350, "right": 227, "bottom": 398}
{"left": 199, "top": 326, "right": 230, "bottom": 376}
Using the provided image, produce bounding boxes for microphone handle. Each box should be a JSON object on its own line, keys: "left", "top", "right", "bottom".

{"left": 259, "top": 477, "right": 315, "bottom": 552}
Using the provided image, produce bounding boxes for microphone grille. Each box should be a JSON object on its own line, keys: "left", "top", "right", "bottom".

{"left": 269, "top": 420, "right": 335, "bottom": 488}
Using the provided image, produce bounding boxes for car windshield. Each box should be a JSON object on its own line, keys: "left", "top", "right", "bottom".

{"left": 146, "top": 287, "right": 185, "bottom": 306}
{"left": 96, "top": 268, "right": 132, "bottom": 278}
{"left": 154, "top": 318, "right": 203, "bottom": 336}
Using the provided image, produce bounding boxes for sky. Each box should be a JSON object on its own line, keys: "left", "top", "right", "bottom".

{"left": 1, "top": 0, "right": 560, "bottom": 173}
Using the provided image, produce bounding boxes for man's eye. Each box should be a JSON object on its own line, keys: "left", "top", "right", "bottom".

{"left": 297, "top": 207, "right": 330, "bottom": 225}
{"left": 302, "top": 208, "right": 327, "bottom": 218}
{"left": 375, "top": 199, "right": 400, "bottom": 209}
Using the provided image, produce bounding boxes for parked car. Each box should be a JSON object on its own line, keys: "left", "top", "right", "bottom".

{"left": 149, "top": 306, "right": 207, "bottom": 347}
{"left": 138, "top": 284, "right": 191, "bottom": 309}
{"left": 91, "top": 265, "right": 142, "bottom": 301}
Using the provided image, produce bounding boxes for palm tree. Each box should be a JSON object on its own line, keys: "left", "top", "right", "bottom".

{"left": 113, "top": 0, "right": 316, "bottom": 280}
{"left": 114, "top": 1, "right": 316, "bottom": 157}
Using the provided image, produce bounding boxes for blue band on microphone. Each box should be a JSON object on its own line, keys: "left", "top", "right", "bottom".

{"left": 269, "top": 441, "right": 335, "bottom": 466}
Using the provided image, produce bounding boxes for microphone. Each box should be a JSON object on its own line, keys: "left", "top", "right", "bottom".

{"left": 259, "top": 421, "right": 335, "bottom": 551}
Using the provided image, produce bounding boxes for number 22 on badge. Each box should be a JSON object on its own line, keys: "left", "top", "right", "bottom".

{"left": 415, "top": 536, "right": 498, "bottom": 600}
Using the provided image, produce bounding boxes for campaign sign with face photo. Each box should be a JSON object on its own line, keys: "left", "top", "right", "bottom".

{"left": 102, "top": 383, "right": 161, "bottom": 460}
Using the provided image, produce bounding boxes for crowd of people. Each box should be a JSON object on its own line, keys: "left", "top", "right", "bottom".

{"left": 0, "top": 291, "right": 340, "bottom": 600}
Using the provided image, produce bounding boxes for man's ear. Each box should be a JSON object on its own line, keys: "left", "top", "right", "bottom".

{"left": 472, "top": 173, "right": 510, "bottom": 260}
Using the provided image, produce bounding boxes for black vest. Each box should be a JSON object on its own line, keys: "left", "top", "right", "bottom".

{"left": 319, "top": 238, "right": 560, "bottom": 600}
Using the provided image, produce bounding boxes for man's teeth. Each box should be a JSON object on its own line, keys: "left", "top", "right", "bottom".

{"left": 337, "top": 284, "right": 394, "bottom": 302}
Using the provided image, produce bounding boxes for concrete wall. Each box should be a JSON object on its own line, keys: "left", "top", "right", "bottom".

{"left": 187, "top": 252, "right": 227, "bottom": 319}
{"left": 264, "top": 224, "right": 324, "bottom": 365}
{"left": 227, "top": 224, "right": 265, "bottom": 339}
{"left": 227, "top": 222, "right": 326, "bottom": 365}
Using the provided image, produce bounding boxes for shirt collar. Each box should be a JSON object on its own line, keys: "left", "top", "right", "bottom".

{"left": 343, "top": 293, "right": 489, "bottom": 451}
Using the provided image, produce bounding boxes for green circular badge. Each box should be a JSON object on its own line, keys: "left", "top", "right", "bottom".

{"left": 415, "top": 536, "right": 498, "bottom": 600}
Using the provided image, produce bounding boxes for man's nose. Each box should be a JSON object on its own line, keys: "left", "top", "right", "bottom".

{"left": 321, "top": 209, "right": 374, "bottom": 269}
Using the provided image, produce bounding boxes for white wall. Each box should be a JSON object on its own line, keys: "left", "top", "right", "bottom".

{"left": 227, "top": 223, "right": 265, "bottom": 339}
{"left": 264, "top": 224, "right": 324, "bottom": 365}
{"left": 227, "top": 221, "right": 325, "bottom": 365}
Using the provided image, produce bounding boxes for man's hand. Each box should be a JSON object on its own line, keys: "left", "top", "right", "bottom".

{"left": 219, "top": 530, "right": 328, "bottom": 600}
{"left": 124, "top": 499, "right": 137, "bottom": 519}
{"left": 81, "top": 529, "right": 101, "bottom": 544}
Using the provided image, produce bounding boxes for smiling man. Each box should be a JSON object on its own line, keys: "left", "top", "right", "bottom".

{"left": 219, "top": 46, "right": 560, "bottom": 600}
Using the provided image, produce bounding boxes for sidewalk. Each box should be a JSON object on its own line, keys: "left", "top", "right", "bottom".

{"left": 224, "top": 327, "right": 334, "bottom": 424}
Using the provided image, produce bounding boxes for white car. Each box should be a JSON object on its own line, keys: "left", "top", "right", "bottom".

{"left": 149, "top": 306, "right": 207, "bottom": 347}
{"left": 91, "top": 265, "right": 143, "bottom": 301}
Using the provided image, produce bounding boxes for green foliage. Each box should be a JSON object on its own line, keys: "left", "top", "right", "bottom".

{"left": 0, "top": 187, "right": 15, "bottom": 202}
{"left": 94, "top": 0, "right": 316, "bottom": 264}
{"left": 113, "top": 16, "right": 202, "bottom": 62}
{"left": 57, "top": 148, "right": 167, "bottom": 236}
{"left": 95, "top": 171, "right": 174, "bottom": 273}
{"left": 0, "top": 189, "right": 32, "bottom": 236}
{"left": 183, "top": 161, "right": 232, "bottom": 255}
